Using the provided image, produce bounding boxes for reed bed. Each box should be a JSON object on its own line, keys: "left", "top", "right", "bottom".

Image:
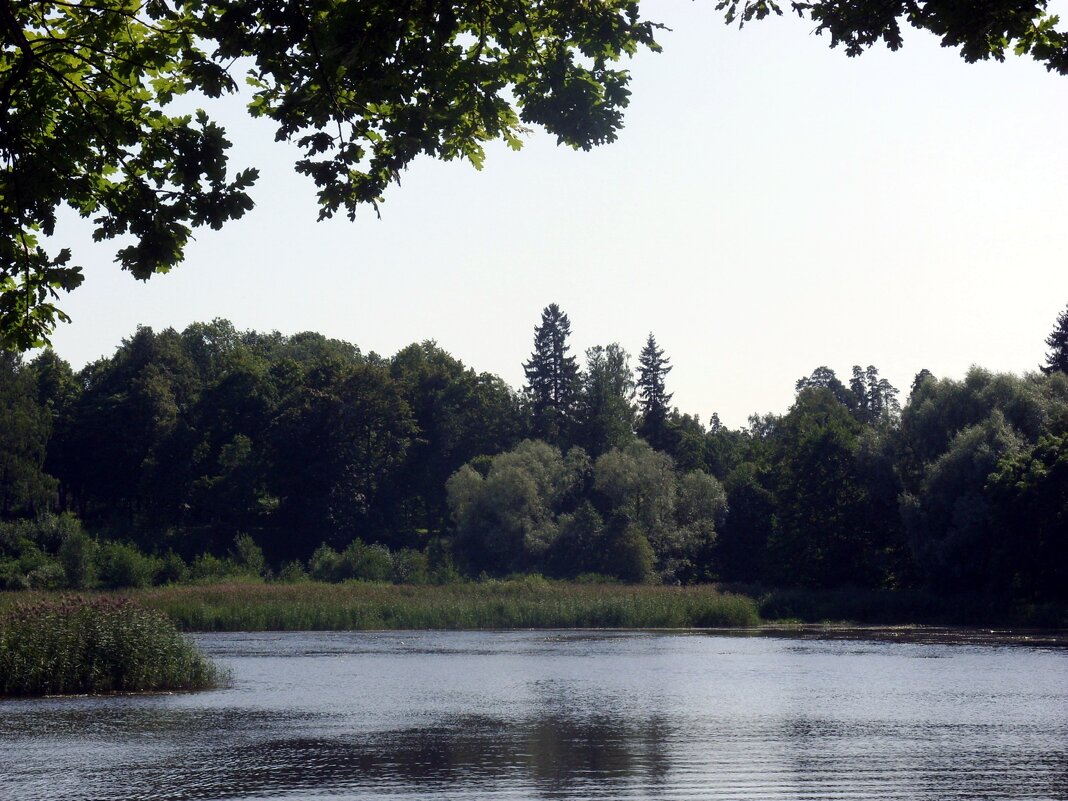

{"left": 108, "top": 579, "right": 763, "bottom": 631}
{"left": 0, "top": 596, "right": 225, "bottom": 696}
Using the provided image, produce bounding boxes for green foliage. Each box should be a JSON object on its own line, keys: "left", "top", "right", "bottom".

{"left": 308, "top": 544, "right": 343, "bottom": 583}
{"left": 103, "top": 580, "right": 762, "bottom": 631}
{"left": 524, "top": 304, "right": 581, "bottom": 445}
{"left": 58, "top": 529, "right": 97, "bottom": 590}
{"left": 0, "top": 353, "right": 56, "bottom": 515}
{"left": 95, "top": 541, "right": 161, "bottom": 589}
{"left": 267, "top": 360, "right": 417, "bottom": 552}
{"left": 594, "top": 440, "right": 676, "bottom": 532}
{"left": 898, "top": 369, "right": 1068, "bottom": 596}
{"left": 387, "top": 341, "right": 523, "bottom": 537}
{"left": 767, "top": 388, "right": 882, "bottom": 588}
{"left": 717, "top": 0, "right": 1068, "bottom": 74}
{"left": 276, "top": 560, "right": 310, "bottom": 584}
{"left": 447, "top": 439, "right": 587, "bottom": 574}
{"left": 189, "top": 552, "right": 240, "bottom": 583}
{"left": 636, "top": 333, "right": 673, "bottom": 451}
{"left": 3, "top": 314, "right": 1068, "bottom": 604}
{"left": 577, "top": 343, "right": 636, "bottom": 456}
{"left": 987, "top": 433, "right": 1068, "bottom": 600}
{"left": 391, "top": 548, "right": 430, "bottom": 585}
{"left": 338, "top": 540, "right": 393, "bottom": 583}
{"left": 157, "top": 550, "right": 190, "bottom": 585}
{"left": 26, "top": 561, "right": 65, "bottom": 590}
{"left": 1041, "top": 303, "right": 1068, "bottom": 376}
{"left": 605, "top": 522, "right": 656, "bottom": 584}
{"left": 552, "top": 501, "right": 607, "bottom": 578}
{"left": 308, "top": 539, "right": 404, "bottom": 583}
{"left": 0, "top": 597, "right": 223, "bottom": 696}
{"left": 716, "top": 463, "right": 774, "bottom": 583}
{"left": 2, "top": 2, "right": 661, "bottom": 348}
{"left": 230, "top": 533, "right": 266, "bottom": 577}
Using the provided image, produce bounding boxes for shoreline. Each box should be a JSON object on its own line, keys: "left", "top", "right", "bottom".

{"left": 5, "top": 580, "right": 1065, "bottom": 634}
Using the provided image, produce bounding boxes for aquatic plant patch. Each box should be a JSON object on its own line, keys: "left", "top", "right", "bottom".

{"left": 0, "top": 596, "right": 224, "bottom": 696}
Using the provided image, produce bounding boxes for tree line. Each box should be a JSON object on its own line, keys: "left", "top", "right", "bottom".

{"left": 1, "top": 304, "right": 1067, "bottom": 600}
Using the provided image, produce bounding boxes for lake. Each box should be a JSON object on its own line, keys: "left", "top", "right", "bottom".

{"left": 1, "top": 630, "right": 1066, "bottom": 800}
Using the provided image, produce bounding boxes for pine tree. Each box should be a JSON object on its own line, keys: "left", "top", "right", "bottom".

{"left": 636, "top": 333, "right": 673, "bottom": 450}
{"left": 523, "top": 304, "right": 579, "bottom": 444}
{"left": 1041, "top": 303, "right": 1068, "bottom": 376}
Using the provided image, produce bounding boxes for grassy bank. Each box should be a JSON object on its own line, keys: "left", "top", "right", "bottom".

{"left": 135, "top": 581, "right": 1068, "bottom": 631}
{"left": 99, "top": 578, "right": 760, "bottom": 631}
{"left": 0, "top": 596, "right": 225, "bottom": 696}
{"left": 2, "top": 580, "right": 1063, "bottom": 635}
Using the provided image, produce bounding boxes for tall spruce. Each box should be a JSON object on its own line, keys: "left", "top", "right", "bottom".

{"left": 637, "top": 333, "right": 673, "bottom": 451}
{"left": 578, "top": 343, "right": 636, "bottom": 456}
{"left": 1041, "top": 303, "right": 1068, "bottom": 375}
{"left": 523, "top": 304, "right": 580, "bottom": 445}
{"left": 849, "top": 365, "right": 901, "bottom": 426}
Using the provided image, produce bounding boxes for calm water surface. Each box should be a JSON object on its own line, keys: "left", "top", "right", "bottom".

{"left": 1, "top": 630, "right": 1066, "bottom": 800}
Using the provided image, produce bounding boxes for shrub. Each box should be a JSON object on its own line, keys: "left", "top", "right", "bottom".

{"left": 0, "top": 596, "right": 224, "bottom": 696}
{"left": 26, "top": 561, "right": 65, "bottom": 590}
{"left": 230, "top": 534, "right": 266, "bottom": 577}
{"left": 58, "top": 530, "right": 97, "bottom": 589}
{"left": 338, "top": 540, "right": 392, "bottom": 582}
{"left": 96, "top": 542, "right": 161, "bottom": 589}
{"left": 607, "top": 523, "right": 656, "bottom": 583}
{"left": 308, "top": 544, "right": 342, "bottom": 582}
{"left": 0, "top": 513, "right": 84, "bottom": 555}
{"left": 391, "top": 548, "right": 429, "bottom": 584}
{"left": 0, "top": 560, "right": 28, "bottom": 591}
{"left": 189, "top": 553, "right": 238, "bottom": 582}
{"left": 157, "top": 551, "right": 190, "bottom": 585}
{"left": 276, "top": 561, "right": 310, "bottom": 583}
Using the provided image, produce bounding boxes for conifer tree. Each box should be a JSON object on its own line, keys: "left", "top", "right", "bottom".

{"left": 578, "top": 343, "right": 636, "bottom": 456}
{"left": 1041, "top": 303, "right": 1068, "bottom": 376}
{"left": 523, "top": 304, "right": 580, "bottom": 445}
{"left": 636, "top": 333, "right": 673, "bottom": 450}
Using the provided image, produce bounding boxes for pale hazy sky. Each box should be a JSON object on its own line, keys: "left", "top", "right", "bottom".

{"left": 41, "top": 3, "right": 1068, "bottom": 428}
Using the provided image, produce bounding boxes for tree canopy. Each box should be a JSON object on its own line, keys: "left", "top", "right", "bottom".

{"left": 2, "top": 308, "right": 1068, "bottom": 598}
{"left": 719, "top": 0, "right": 1068, "bottom": 74}
{"left": 0, "top": 1, "right": 662, "bottom": 349}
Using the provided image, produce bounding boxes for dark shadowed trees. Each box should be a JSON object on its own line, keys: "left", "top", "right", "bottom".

{"left": 0, "top": 353, "right": 55, "bottom": 516}
{"left": 388, "top": 341, "right": 522, "bottom": 537}
{"left": 988, "top": 433, "right": 1068, "bottom": 601}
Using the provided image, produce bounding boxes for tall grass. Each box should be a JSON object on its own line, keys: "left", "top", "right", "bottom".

{"left": 0, "top": 596, "right": 225, "bottom": 696}
{"left": 118, "top": 578, "right": 762, "bottom": 631}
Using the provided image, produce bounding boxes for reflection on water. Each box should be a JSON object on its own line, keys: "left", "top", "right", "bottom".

{"left": 1, "top": 630, "right": 1066, "bottom": 800}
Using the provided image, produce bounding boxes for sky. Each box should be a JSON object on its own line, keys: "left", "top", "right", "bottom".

{"left": 40, "top": 3, "right": 1068, "bottom": 428}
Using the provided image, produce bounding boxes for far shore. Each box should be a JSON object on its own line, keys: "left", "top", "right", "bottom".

{"left": 4, "top": 580, "right": 1065, "bottom": 635}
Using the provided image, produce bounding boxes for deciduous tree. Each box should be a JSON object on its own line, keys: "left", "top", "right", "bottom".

{"left": 0, "top": 1, "right": 661, "bottom": 349}
{"left": 719, "top": 0, "right": 1068, "bottom": 74}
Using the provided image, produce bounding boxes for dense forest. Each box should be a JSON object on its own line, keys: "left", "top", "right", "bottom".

{"left": 2, "top": 304, "right": 1066, "bottom": 601}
